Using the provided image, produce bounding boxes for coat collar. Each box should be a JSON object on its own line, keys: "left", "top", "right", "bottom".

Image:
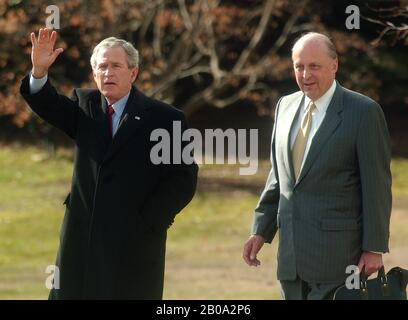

{"left": 89, "top": 86, "right": 151, "bottom": 164}
{"left": 103, "top": 86, "right": 151, "bottom": 163}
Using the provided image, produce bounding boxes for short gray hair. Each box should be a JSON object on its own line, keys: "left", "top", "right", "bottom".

{"left": 292, "top": 32, "right": 338, "bottom": 60}
{"left": 90, "top": 37, "right": 139, "bottom": 70}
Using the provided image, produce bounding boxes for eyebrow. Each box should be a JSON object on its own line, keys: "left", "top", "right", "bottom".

{"left": 98, "top": 61, "right": 125, "bottom": 66}
{"left": 294, "top": 62, "right": 322, "bottom": 66}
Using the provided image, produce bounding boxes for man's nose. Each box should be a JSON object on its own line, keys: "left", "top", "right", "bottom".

{"left": 302, "top": 68, "right": 311, "bottom": 79}
{"left": 104, "top": 67, "right": 115, "bottom": 76}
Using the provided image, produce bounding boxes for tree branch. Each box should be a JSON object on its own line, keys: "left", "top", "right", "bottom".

{"left": 241, "top": 0, "right": 309, "bottom": 76}
{"left": 202, "top": 0, "right": 224, "bottom": 81}
{"left": 233, "top": 0, "right": 275, "bottom": 73}
{"left": 178, "top": 0, "right": 211, "bottom": 56}
{"left": 153, "top": 2, "right": 164, "bottom": 59}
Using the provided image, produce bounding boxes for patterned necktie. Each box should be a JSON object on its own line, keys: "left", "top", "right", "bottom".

{"left": 292, "top": 101, "right": 316, "bottom": 180}
{"left": 108, "top": 104, "right": 115, "bottom": 137}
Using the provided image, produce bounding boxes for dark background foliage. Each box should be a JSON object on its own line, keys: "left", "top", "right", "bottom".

{"left": 1, "top": 0, "right": 407, "bottom": 156}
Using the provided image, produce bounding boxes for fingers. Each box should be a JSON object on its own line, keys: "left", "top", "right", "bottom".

{"left": 250, "top": 257, "right": 261, "bottom": 267}
{"left": 32, "top": 28, "right": 61, "bottom": 54}
{"left": 357, "top": 259, "right": 365, "bottom": 275}
{"left": 50, "top": 48, "right": 64, "bottom": 64}
{"left": 37, "top": 28, "right": 50, "bottom": 43}
{"left": 50, "top": 30, "right": 57, "bottom": 47}
{"left": 36, "top": 28, "right": 44, "bottom": 43}
{"left": 364, "top": 262, "right": 383, "bottom": 276}
{"left": 249, "top": 241, "right": 261, "bottom": 267}
{"left": 43, "top": 28, "right": 49, "bottom": 41}
{"left": 36, "top": 28, "right": 41, "bottom": 43}
{"left": 242, "top": 241, "right": 252, "bottom": 266}
{"left": 38, "top": 28, "right": 44, "bottom": 42}
{"left": 364, "top": 268, "right": 374, "bottom": 276}
{"left": 30, "top": 32, "right": 37, "bottom": 46}
{"left": 243, "top": 236, "right": 262, "bottom": 267}
{"left": 243, "top": 240, "right": 259, "bottom": 266}
{"left": 357, "top": 252, "right": 383, "bottom": 277}
{"left": 54, "top": 47, "right": 64, "bottom": 56}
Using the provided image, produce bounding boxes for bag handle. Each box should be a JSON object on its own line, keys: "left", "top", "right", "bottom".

{"left": 360, "top": 266, "right": 390, "bottom": 299}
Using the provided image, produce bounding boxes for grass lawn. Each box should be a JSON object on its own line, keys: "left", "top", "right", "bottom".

{"left": 0, "top": 145, "right": 407, "bottom": 299}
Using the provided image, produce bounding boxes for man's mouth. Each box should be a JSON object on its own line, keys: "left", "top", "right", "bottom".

{"left": 304, "top": 82, "right": 316, "bottom": 87}
{"left": 104, "top": 82, "right": 116, "bottom": 86}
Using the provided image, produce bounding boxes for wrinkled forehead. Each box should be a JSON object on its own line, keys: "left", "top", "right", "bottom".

{"left": 292, "top": 41, "right": 331, "bottom": 63}
{"left": 95, "top": 47, "right": 128, "bottom": 65}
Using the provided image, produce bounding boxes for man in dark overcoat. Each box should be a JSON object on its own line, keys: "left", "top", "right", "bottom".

{"left": 20, "top": 28, "right": 198, "bottom": 299}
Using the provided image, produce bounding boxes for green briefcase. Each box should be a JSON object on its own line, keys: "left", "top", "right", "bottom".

{"left": 333, "top": 266, "right": 408, "bottom": 300}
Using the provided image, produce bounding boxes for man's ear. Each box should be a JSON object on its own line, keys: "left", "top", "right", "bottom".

{"left": 131, "top": 68, "right": 138, "bottom": 83}
{"left": 332, "top": 58, "right": 338, "bottom": 73}
{"left": 92, "top": 70, "right": 97, "bottom": 82}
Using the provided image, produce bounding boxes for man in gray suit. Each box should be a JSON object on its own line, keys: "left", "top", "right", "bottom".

{"left": 242, "top": 32, "right": 392, "bottom": 300}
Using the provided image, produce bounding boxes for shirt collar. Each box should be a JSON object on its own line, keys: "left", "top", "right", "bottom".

{"left": 304, "top": 80, "right": 336, "bottom": 114}
{"left": 106, "top": 91, "right": 131, "bottom": 116}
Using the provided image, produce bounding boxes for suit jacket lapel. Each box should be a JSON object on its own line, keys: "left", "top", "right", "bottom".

{"left": 277, "top": 93, "right": 304, "bottom": 185}
{"left": 295, "top": 83, "right": 344, "bottom": 187}
{"left": 103, "top": 87, "right": 150, "bottom": 163}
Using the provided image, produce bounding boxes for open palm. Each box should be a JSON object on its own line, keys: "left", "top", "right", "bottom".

{"left": 31, "top": 28, "right": 63, "bottom": 78}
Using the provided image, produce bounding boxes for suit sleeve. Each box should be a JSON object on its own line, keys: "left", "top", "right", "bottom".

{"left": 140, "top": 111, "right": 198, "bottom": 233}
{"left": 356, "top": 102, "right": 392, "bottom": 253}
{"left": 20, "top": 74, "right": 79, "bottom": 140}
{"left": 251, "top": 99, "right": 282, "bottom": 243}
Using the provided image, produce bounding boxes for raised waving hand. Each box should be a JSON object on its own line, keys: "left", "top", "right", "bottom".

{"left": 30, "top": 28, "right": 63, "bottom": 78}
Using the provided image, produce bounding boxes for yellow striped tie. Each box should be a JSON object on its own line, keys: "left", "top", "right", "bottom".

{"left": 292, "top": 101, "right": 316, "bottom": 180}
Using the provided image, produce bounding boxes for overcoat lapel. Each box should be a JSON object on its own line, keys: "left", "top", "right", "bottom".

{"left": 103, "top": 87, "right": 150, "bottom": 163}
{"left": 82, "top": 91, "right": 111, "bottom": 162}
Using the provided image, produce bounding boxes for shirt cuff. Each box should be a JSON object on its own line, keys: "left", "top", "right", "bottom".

{"left": 29, "top": 72, "right": 48, "bottom": 94}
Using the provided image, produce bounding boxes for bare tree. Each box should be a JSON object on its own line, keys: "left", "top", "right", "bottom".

{"left": 3, "top": 0, "right": 379, "bottom": 127}
{"left": 364, "top": 0, "right": 408, "bottom": 46}
{"left": 104, "top": 0, "right": 398, "bottom": 117}
{"left": 127, "top": 0, "right": 311, "bottom": 116}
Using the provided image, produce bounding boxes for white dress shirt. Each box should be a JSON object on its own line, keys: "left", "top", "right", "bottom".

{"left": 289, "top": 80, "right": 337, "bottom": 172}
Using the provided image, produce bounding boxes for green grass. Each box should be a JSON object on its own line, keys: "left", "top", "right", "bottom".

{"left": 0, "top": 145, "right": 407, "bottom": 299}
{"left": 0, "top": 146, "right": 72, "bottom": 299}
{"left": 391, "top": 158, "right": 408, "bottom": 198}
{"left": 165, "top": 191, "right": 281, "bottom": 299}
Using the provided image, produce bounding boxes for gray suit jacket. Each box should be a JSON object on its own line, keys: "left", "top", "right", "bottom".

{"left": 252, "top": 82, "right": 392, "bottom": 283}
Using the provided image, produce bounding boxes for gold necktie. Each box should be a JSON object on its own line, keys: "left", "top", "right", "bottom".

{"left": 292, "top": 101, "right": 316, "bottom": 180}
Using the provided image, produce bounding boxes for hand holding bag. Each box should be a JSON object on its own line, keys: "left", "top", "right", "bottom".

{"left": 333, "top": 266, "right": 408, "bottom": 300}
